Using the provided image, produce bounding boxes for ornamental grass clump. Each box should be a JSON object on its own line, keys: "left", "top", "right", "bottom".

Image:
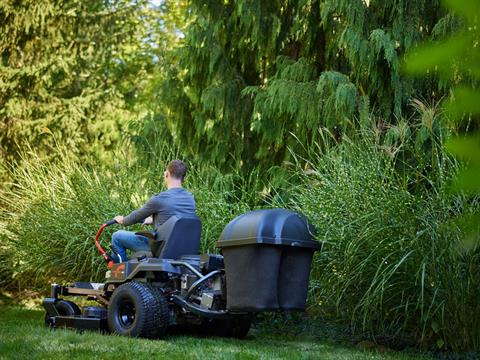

{"left": 279, "top": 137, "right": 480, "bottom": 351}
{"left": 0, "top": 150, "right": 136, "bottom": 286}
{"left": 0, "top": 146, "right": 251, "bottom": 289}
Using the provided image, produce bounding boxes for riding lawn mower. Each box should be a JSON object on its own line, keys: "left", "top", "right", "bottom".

{"left": 43, "top": 208, "right": 321, "bottom": 339}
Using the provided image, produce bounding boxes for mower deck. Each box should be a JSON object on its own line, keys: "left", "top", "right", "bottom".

{"left": 43, "top": 297, "right": 109, "bottom": 331}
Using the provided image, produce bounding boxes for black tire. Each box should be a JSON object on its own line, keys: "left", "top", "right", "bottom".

{"left": 204, "top": 317, "right": 252, "bottom": 338}
{"left": 45, "top": 300, "right": 81, "bottom": 327}
{"left": 225, "top": 317, "right": 252, "bottom": 338}
{"left": 107, "top": 282, "right": 169, "bottom": 338}
{"left": 56, "top": 300, "right": 82, "bottom": 316}
{"left": 45, "top": 313, "right": 54, "bottom": 327}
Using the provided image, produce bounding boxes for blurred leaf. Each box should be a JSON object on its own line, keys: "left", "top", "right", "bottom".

{"left": 445, "top": 135, "right": 480, "bottom": 164}
{"left": 403, "top": 35, "right": 468, "bottom": 76}
{"left": 445, "top": 87, "right": 480, "bottom": 118}
{"left": 455, "top": 211, "right": 480, "bottom": 250}
{"left": 451, "top": 166, "right": 480, "bottom": 192}
{"left": 443, "top": 0, "right": 479, "bottom": 24}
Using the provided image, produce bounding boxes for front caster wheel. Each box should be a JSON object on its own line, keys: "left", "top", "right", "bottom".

{"left": 45, "top": 299, "right": 81, "bottom": 327}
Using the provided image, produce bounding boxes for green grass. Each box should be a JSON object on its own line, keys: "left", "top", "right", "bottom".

{"left": 0, "top": 306, "right": 430, "bottom": 360}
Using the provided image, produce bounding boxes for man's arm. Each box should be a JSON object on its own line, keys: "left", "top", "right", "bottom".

{"left": 115, "top": 196, "right": 160, "bottom": 226}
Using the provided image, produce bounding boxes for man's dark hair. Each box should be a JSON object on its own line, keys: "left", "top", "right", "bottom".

{"left": 167, "top": 160, "right": 187, "bottom": 181}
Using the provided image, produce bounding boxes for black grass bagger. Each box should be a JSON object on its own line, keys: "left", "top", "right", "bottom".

{"left": 43, "top": 208, "right": 321, "bottom": 339}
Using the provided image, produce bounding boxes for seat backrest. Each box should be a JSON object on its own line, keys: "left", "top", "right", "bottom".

{"left": 151, "top": 215, "right": 202, "bottom": 259}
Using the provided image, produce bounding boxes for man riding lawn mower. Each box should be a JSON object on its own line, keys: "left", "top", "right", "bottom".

{"left": 109, "top": 160, "right": 196, "bottom": 264}
{"left": 43, "top": 160, "right": 321, "bottom": 339}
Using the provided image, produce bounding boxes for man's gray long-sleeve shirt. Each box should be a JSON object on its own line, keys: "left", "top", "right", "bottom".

{"left": 123, "top": 187, "right": 196, "bottom": 227}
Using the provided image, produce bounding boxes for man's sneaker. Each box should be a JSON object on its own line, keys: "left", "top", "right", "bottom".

{"left": 107, "top": 252, "right": 121, "bottom": 263}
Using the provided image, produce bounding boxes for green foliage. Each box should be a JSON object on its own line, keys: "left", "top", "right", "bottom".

{"left": 0, "top": 149, "right": 138, "bottom": 285}
{"left": 0, "top": 145, "right": 252, "bottom": 289}
{"left": 273, "top": 136, "right": 480, "bottom": 351}
{"left": 382, "top": 99, "right": 449, "bottom": 192}
{"left": 0, "top": 0, "right": 166, "bottom": 185}
{"left": 445, "top": 136, "right": 480, "bottom": 193}
{"left": 317, "top": 71, "right": 359, "bottom": 128}
{"left": 403, "top": 0, "right": 480, "bottom": 123}
{"left": 404, "top": 0, "right": 480, "bottom": 246}
{"left": 152, "top": 0, "right": 457, "bottom": 171}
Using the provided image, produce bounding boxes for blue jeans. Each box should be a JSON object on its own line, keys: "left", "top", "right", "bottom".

{"left": 111, "top": 230, "right": 150, "bottom": 263}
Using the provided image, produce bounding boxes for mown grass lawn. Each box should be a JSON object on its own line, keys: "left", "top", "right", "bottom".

{"left": 0, "top": 306, "right": 431, "bottom": 360}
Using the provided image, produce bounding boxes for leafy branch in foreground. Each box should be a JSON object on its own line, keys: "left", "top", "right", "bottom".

{"left": 404, "top": 0, "right": 480, "bottom": 247}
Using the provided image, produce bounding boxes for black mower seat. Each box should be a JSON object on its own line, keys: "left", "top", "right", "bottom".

{"left": 128, "top": 250, "right": 153, "bottom": 260}
{"left": 150, "top": 215, "right": 202, "bottom": 259}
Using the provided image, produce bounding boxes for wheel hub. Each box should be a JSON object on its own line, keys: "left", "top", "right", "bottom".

{"left": 118, "top": 300, "right": 136, "bottom": 328}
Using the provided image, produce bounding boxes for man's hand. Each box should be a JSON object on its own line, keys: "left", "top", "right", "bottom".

{"left": 142, "top": 216, "right": 153, "bottom": 226}
{"left": 114, "top": 215, "right": 124, "bottom": 224}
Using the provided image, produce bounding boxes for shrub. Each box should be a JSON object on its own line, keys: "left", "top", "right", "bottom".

{"left": 274, "top": 136, "right": 480, "bottom": 351}
{"left": 0, "top": 147, "right": 251, "bottom": 289}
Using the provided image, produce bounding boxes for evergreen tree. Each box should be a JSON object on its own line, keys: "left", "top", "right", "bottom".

{"left": 0, "top": 0, "right": 155, "bottom": 172}
{"left": 158, "top": 0, "right": 458, "bottom": 171}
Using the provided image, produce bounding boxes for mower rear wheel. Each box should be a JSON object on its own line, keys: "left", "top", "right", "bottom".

{"left": 108, "top": 281, "right": 169, "bottom": 338}
{"left": 45, "top": 300, "right": 81, "bottom": 327}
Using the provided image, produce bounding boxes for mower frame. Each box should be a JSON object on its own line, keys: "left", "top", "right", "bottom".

{"left": 43, "top": 252, "right": 250, "bottom": 334}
